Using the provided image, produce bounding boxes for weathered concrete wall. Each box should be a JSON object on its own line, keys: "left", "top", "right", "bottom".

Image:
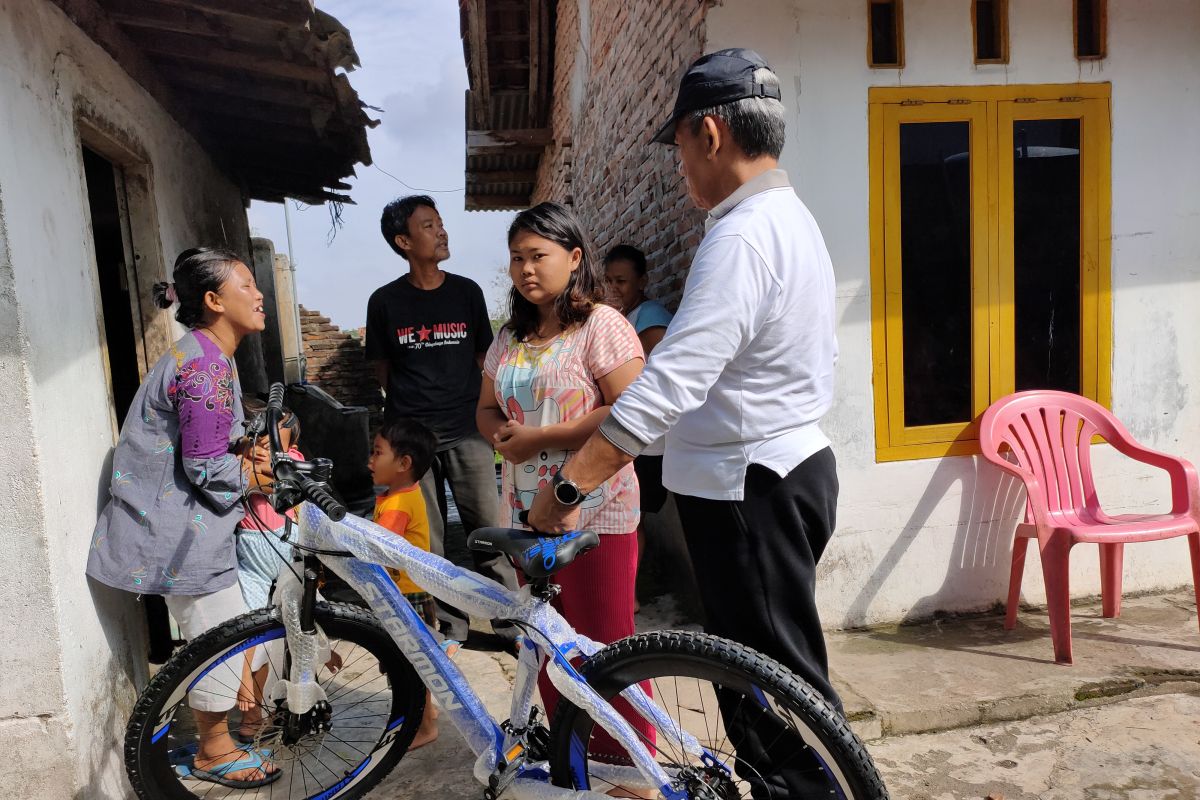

{"left": 703, "top": 0, "right": 1200, "bottom": 626}
{"left": 0, "top": 0, "right": 253, "bottom": 794}
{"left": 533, "top": 0, "right": 709, "bottom": 307}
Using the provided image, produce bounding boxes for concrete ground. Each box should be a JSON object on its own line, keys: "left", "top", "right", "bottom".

{"left": 368, "top": 589, "right": 1200, "bottom": 798}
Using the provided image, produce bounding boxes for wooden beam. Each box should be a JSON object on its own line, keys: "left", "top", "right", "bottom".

{"left": 467, "top": 169, "right": 538, "bottom": 184}
{"left": 179, "top": 90, "right": 320, "bottom": 129}
{"left": 126, "top": 28, "right": 328, "bottom": 83}
{"left": 468, "top": 128, "right": 552, "bottom": 147}
{"left": 157, "top": 63, "right": 316, "bottom": 106}
{"left": 528, "top": 0, "right": 540, "bottom": 122}
{"left": 535, "top": 0, "right": 551, "bottom": 126}
{"left": 464, "top": 0, "right": 491, "bottom": 126}
{"left": 133, "top": 0, "right": 312, "bottom": 26}
{"left": 106, "top": 0, "right": 297, "bottom": 46}
{"left": 465, "top": 194, "right": 533, "bottom": 211}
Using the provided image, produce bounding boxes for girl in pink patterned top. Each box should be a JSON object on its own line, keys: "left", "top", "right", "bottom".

{"left": 478, "top": 202, "right": 651, "bottom": 764}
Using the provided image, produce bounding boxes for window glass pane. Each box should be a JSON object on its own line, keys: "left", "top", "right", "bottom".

{"left": 975, "top": 0, "right": 1001, "bottom": 61}
{"left": 899, "top": 121, "right": 973, "bottom": 427}
{"left": 1013, "top": 118, "right": 1081, "bottom": 394}
{"left": 870, "top": 1, "right": 900, "bottom": 66}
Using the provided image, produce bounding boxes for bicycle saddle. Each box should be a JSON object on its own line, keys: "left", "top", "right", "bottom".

{"left": 468, "top": 527, "right": 600, "bottom": 579}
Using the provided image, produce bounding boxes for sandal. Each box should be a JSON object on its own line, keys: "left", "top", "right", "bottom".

{"left": 189, "top": 747, "right": 281, "bottom": 789}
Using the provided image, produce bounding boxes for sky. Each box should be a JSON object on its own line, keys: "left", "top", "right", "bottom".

{"left": 247, "top": 0, "right": 516, "bottom": 330}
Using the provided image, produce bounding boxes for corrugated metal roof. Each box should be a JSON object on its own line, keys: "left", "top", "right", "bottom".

{"left": 459, "top": 0, "right": 554, "bottom": 211}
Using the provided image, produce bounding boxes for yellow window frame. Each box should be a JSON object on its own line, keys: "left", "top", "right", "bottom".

{"left": 869, "top": 84, "right": 1112, "bottom": 462}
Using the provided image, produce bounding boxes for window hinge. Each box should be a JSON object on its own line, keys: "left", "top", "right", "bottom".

{"left": 1059, "top": 96, "right": 1083, "bottom": 102}
{"left": 900, "top": 99, "right": 924, "bottom": 106}
{"left": 947, "top": 98, "right": 972, "bottom": 105}
{"left": 1014, "top": 97, "right": 1039, "bottom": 103}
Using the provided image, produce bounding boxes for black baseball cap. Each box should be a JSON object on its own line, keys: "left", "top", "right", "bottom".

{"left": 651, "top": 48, "right": 782, "bottom": 145}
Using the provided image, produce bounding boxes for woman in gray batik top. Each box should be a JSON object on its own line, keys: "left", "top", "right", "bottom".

{"left": 86, "top": 247, "right": 279, "bottom": 788}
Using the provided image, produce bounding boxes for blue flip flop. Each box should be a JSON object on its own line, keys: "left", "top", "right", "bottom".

{"left": 189, "top": 747, "right": 281, "bottom": 789}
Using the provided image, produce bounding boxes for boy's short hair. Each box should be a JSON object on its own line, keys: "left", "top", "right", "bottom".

{"left": 380, "top": 195, "right": 436, "bottom": 260}
{"left": 377, "top": 418, "right": 437, "bottom": 480}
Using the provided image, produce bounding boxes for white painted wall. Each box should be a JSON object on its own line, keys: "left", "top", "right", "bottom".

{"left": 706, "top": 0, "right": 1200, "bottom": 626}
{"left": 0, "top": 1, "right": 251, "bottom": 794}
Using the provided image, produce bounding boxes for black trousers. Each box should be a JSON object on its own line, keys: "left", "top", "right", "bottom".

{"left": 675, "top": 448, "right": 841, "bottom": 797}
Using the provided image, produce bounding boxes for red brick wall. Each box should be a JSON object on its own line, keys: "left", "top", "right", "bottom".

{"left": 534, "top": 0, "right": 710, "bottom": 308}
{"left": 300, "top": 306, "right": 382, "bottom": 417}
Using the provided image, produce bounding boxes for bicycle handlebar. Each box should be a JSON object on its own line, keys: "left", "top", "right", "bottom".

{"left": 263, "top": 382, "right": 347, "bottom": 522}
{"left": 276, "top": 458, "right": 347, "bottom": 521}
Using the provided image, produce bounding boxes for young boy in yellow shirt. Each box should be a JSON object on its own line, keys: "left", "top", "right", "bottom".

{"left": 368, "top": 418, "right": 445, "bottom": 749}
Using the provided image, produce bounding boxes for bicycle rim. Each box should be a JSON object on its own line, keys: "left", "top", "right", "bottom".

{"left": 549, "top": 631, "right": 887, "bottom": 800}
{"left": 125, "top": 603, "right": 424, "bottom": 800}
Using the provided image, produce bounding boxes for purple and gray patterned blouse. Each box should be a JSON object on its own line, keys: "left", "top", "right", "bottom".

{"left": 87, "top": 331, "right": 248, "bottom": 595}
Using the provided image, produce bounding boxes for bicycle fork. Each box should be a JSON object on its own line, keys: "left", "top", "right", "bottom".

{"left": 272, "top": 555, "right": 333, "bottom": 744}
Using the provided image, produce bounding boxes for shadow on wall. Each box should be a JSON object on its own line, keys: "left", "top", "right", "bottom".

{"left": 81, "top": 577, "right": 148, "bottom": 798}
{"left": 847, "top": 455, "right": 1027, "bottom": 626}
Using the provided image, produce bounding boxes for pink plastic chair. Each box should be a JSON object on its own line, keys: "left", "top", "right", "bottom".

{"left": 979, "top": 390, "right": 1200, "bottom": 664}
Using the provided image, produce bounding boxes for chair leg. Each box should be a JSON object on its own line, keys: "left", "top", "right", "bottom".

{"left": 1006, "top": 537, "right": 1030, "bottom": 630}
{"left": 1189, "top": 533, "right": 1200, "bottom": 634}
{"left": 1099, "top": 542, "right": 1124, "bottom": 618}
{"left": 1039, "top": 536, "right": 1074, "bottom": 664}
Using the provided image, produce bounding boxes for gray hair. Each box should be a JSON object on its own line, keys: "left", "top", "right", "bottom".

{"left": 687, "top": 68, "right": 785, "bottom": 159}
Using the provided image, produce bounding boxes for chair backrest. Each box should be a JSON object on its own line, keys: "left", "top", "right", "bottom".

{"left": 979, "top": 391, "right": 1126, "bottom": 519}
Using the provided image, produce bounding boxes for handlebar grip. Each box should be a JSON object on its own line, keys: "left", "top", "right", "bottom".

{"left": 267, "top": 383, "right": 286, "bottom": 413}
{"left": 296, "top": 471, "right": 347, "bottom": 522}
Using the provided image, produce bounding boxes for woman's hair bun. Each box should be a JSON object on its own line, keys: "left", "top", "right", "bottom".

{"left": 152, "top": 281, "right": 174, "bottom": 309}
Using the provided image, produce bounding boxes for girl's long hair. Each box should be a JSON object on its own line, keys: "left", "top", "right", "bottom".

{"left": 505, "top": 202, "right": 609, "bottom": 342}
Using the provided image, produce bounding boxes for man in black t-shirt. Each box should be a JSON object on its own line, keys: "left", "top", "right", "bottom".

{"left": 366, "top": 195, "right": 518, "bottom": 644}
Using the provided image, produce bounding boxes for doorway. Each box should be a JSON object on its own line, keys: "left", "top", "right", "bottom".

{"left": 82, "top": 146, "right": 144, "bottom": 428}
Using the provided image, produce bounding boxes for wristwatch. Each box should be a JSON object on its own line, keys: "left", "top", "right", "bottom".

{"left": 551, "top": 471, "right": 586, "bottom": 506}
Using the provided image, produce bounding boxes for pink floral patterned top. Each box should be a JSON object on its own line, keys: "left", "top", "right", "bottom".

{"left": 484, "top": 304, "right": 644, "bottom": 535}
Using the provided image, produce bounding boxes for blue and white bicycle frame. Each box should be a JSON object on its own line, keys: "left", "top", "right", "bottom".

{"left": 276, "top": 502, "right": 710, "bottom": 800}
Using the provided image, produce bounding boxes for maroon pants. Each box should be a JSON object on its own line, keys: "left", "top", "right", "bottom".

{"left": 527, "top": 530, "right": 654, "bottom": 759}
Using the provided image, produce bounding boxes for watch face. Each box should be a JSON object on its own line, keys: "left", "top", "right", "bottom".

{"left": 554, "top": 478, "right": 582, "bottom": 506}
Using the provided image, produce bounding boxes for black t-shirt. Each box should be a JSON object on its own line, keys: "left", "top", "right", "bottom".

{"left": 365, "top": 273, "right": 494, "bottom": 448}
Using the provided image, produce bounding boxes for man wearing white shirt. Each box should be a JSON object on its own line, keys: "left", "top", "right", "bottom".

{"left": 529, "top": 48, "right": 841, "bottom": 793}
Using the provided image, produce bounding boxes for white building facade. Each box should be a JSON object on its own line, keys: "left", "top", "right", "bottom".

{"left": 703, "top": 0, "right": 1200, "bottom": 626}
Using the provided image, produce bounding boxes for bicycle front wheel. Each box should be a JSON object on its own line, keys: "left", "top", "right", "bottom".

{"left": 549, "top": 631, "right": 888, "bottom": 799}
{"left": 125, "top": 602, "right": 425, "bottom": 800}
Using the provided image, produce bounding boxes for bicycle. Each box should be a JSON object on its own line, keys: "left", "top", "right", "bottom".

{"left": 124, "top": 384, "right": 888, "bottom": 799}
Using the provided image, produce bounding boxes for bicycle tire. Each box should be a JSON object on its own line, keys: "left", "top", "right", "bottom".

{"left": 125, "top": 602, "right": 425, "bottom": 800}
{"left": 548, "top": 630, "right": 888, "bottom": 799}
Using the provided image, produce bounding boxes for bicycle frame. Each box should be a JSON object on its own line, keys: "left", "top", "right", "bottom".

{"left": 278, "top": 501, "right": 706, "bottom": 800}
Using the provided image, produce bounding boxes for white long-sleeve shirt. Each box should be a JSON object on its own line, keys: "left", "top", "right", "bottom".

{"left": 599, "top": 169, "right": 838, "bottom": 500}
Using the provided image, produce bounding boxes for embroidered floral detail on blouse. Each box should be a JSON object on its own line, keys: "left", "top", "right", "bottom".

{"left": 223, "top": 491, "right": 233, "bottom": 501}
{"left": 153, "top": 439, "right": 176, "bottom": 455}
{"left": 91, "top": 530, "right": 107, "bottom": 550}
{"left": 161, "top": 567, "right": 180, "bottom": 587}
{"left": 171, "top": 358, "right": 234, "bottom": 413}
{"left": 138, "top": 510, "right": 148, "bottom": 525}
{"left": 113, "top": 470, "right": 134, "bottom": 487}
{"left": 189, "top": 514, "right": 208, "bottom": 535}
{"left": 160, "top": 481, "right": 176, "bottom": 499}
{"left": 130, "top": 566, "right": 148, "bottom": 586}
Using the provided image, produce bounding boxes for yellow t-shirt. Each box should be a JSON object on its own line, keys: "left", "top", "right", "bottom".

{"left": 373, "top": 485, "right": 430, "bottom": 595}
